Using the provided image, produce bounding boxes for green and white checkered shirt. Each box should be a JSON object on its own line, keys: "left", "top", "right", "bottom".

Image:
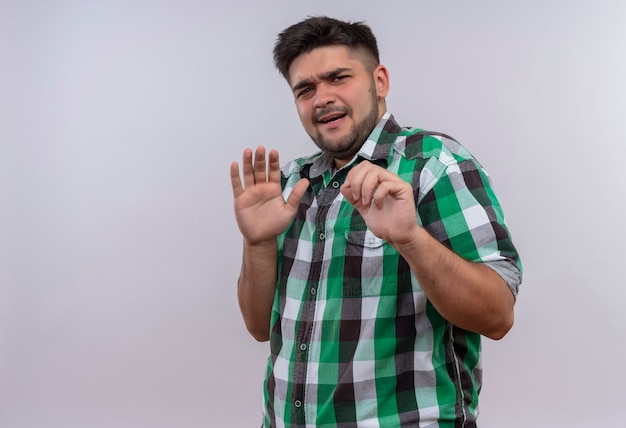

{"left": 262, "top": 112, "right": 522, "bottom": 427}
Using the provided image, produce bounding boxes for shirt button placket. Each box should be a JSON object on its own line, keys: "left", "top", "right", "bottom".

{"left": 312, "top": 231, "right": 324, "bottom": 297}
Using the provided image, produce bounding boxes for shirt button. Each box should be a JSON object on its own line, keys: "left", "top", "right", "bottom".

{"left": 331, "top": 181, "right": 340, "bottom": 188}
{"left": 319, "top": 232, "right": 325, "bottom": 240}
{"left": 299, "top": 343, "right": 307, "bottom": 351}
{"left": 294, "top": 400, "right": 302, "bottom": 408}
{"left": 310, "top": 288, "right": 316, "bottom": 296}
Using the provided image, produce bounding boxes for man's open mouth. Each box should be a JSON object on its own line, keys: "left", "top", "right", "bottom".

{"left": 317, "top": 112, "right": 346, "bottom": 124}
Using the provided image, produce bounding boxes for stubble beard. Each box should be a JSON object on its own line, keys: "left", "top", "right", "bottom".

{"left": 310, "top": 84, "right": 380, "bottom": 163}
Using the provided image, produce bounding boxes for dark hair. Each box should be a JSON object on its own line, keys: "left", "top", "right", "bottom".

{"left": 273, "top": 16, "right": 380, "bottom": 81}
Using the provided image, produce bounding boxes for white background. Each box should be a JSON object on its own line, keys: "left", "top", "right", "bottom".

{"left": 1, "top": 1, "right": 625, "bottom": 427}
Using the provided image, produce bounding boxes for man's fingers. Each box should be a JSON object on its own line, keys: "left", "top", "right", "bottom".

{"left": 345, "top": 162, "right": 384, "bottom": 206}
{"left": 372, "top": 180, "right": 414, "bottom": 209}
{"left": 233, "top": 147, "right": 282, "bottom": 198}
{"left": 267, "top": 149, "right": 282, "bottom": 183}
{"left": 241, "top": 148, "right": 255, "bottom": 188}
{"left": 285, "top": 178, "right": 310, "bottom": 212}
{"left": 371, "top": 182, "right": 391, "bottom": 209}
{"left": 342, "top": 162, "right": 410, "bottom": 209}
{"left": 253, "top": 146, "right": 268, "bottom": 184}
{"left": 360, "top": 172, "right": 383, "bottom": 205}
{"left": 230, "top": 162, "right": 244, "bottom": 198}
{"left": 343, "top": 163, "right": 367, "bottom": 202}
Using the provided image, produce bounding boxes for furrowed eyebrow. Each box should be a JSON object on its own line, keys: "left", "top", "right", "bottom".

{"left": 291, "top": 79, "right": 313, "bottom": 93}
{"left": 291, "top": 67, "right": 351, "bottom": 93}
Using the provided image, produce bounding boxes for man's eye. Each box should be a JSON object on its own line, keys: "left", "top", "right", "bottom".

{"left": 298, "top": 87, "right": 313, "bottom": 97}
{"left": 333, "top": 75, "right": 348, "bottom": 82}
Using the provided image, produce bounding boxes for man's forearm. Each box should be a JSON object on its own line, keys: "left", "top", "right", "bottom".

{"left": 237, "top": 239, "right": 279, "bottom": 342}
{"left": 395, "top": 228, "right": 515, "bottom": 340}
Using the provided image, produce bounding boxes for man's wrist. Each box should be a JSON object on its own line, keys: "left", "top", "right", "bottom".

{"left": 243, "top": 237, "right": 278, "bottom": 250}
{"left": 391, "top": 226, "right": 429, "bottom": 255}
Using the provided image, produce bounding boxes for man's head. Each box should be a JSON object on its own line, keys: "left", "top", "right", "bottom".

{"left": 273, "top": 17, "right": 389, "bottom": 167}
{"left": 273, "top": 16, "right": 380, "bottom": 82}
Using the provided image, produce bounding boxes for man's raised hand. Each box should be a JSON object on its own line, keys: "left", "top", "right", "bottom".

{"left": 340, "top": 161, "right": 420, "bottom": 248}
{"left": 230, "top": 146, "right": 309, "bottom": 245}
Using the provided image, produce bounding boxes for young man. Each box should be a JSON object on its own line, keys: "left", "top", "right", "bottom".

{"left": 230, "top": 16, "right": 522, "bottom": 427}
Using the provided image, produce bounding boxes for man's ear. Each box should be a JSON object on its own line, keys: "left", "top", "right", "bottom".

{"left": 374, "top": 65, "right": 390, "bottom": 98}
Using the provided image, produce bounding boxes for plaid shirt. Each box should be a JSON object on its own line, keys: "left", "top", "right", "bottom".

{"left": 262, "top": 112, "right": 522, "bottom": 427}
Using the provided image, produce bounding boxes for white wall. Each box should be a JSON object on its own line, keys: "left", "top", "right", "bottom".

{"left": 1, "top": 1, "right": 625, "bottom": 427}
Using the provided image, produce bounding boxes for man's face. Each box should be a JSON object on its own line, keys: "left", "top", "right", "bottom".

{"left": 288, "top": 45, "right": 389, "bottom": 167}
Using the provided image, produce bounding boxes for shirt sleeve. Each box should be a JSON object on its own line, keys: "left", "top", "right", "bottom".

{"left": 417, "top": 156, "right": 523, "bottom": 297}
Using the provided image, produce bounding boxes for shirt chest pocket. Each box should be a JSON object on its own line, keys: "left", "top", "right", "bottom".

{"left": 345, "top": 231, "right": 385, "bottom": 249}
{"left": 342, "top": 228, "right": 397, "bottom": 297}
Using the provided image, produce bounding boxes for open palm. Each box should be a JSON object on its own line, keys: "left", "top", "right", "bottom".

{"left": 230, "top": 147, "right": 309, "bottom": 245}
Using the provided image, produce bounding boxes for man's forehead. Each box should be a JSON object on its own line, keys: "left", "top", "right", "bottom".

{"left": 290, "top": 67, "right": 352, "bottom": 92}
{"left": 287, "top": 45, "right": 364, "bottom": 84}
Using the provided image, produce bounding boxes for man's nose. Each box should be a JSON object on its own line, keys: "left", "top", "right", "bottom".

{"left": 313, "top": 83, "right": 335, "bottom": 108}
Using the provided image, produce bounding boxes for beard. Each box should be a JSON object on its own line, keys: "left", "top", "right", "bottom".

{"left": 309, "top": 83, "right": 380, "bottom": 163}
